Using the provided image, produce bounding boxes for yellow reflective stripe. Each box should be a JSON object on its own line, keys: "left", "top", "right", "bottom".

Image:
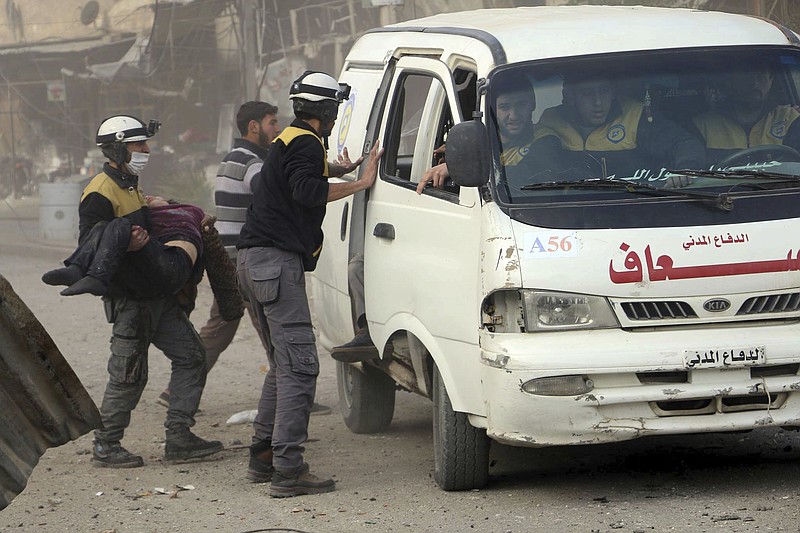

{"left": 82, "top": 173, "right": 146, "bottom": 217}
{"left": 694, "top": 106, "right": 800, "bottom": 149}
{"left": 537, "top": 99, "right": 643, "bottom": 151}
{"left": 276, "top": 126, "right": 329, "bottom": 177}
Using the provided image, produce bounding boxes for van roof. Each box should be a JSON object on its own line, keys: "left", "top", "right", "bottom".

{"left": 371, "top": 6, "right": 798, "bottom": 66}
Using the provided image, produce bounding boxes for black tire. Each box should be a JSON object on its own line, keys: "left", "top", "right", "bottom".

{"left": 337, "top": 361, "right": 395, "bottom": 434}
{"left": 432, "top": 364, "right": 490, "bottom": 491}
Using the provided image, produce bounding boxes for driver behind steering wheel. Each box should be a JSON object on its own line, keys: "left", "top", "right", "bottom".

{"left": 692, "top": 60, "right": 800, "bottom": 167}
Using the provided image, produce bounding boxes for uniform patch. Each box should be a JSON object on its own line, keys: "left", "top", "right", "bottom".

{"left": 607, "top": 124, "right": 626, "bottom": 144}
{"left": 770, "top": 120, "right": 787, "bottom": 140}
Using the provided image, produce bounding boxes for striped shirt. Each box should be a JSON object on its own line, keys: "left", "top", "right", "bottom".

{"left": 214, "top": 138, "right": 269, "bottom": 258}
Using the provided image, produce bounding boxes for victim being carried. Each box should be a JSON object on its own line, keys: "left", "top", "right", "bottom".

{"left": 43, "top": 196, "right": 243, "bottom": 321}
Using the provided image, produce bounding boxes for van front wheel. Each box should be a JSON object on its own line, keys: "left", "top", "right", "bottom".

{"left": 432, "top": 364, "right": 490, "bottom": 491}
{"left": 337, "top": 361, "right": 395, "bottom": 433}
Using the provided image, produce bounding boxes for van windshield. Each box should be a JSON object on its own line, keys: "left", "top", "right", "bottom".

{"left": 488, "top": 47, "right": 800, "bottom": 206}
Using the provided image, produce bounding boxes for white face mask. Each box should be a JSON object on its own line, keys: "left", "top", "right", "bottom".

{"left": 125, "top": 151, "right": 150, "bottom": 175}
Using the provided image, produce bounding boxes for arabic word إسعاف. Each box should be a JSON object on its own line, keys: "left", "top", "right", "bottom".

{"left": 609, "top": 242, "right": 800, "bottom": 284}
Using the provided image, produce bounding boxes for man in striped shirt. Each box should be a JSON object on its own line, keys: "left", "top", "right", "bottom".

{"left": 202, "top": 102, "right": 278, "bottom": 375}
{"left": 157, "top": 102, "right": 324, "bottom": 411}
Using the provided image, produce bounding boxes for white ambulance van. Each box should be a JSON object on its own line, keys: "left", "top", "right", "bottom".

{"left": 309, "top": 5, "right": 800, "bottom": 490}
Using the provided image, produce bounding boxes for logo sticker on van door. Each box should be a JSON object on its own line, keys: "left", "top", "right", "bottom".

{"left": 337, "top": 89, "right": 355, "bottom": 155}
{"left": 523, "top": 232, "right": 578, "bottom": 258}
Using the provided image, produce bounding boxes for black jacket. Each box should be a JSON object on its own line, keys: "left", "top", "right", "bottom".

{"left": 237, "top": 119, "right": 330, "bottom": 270}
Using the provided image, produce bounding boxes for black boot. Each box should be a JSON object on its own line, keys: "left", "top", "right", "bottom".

{"left": 330, "top": 326, "right": 380, "bottom": 363}
{"left": 247, "top": 439, "right": 274, "bottom": 483}
{"left": 61, "top": 275, "right": 108, "bottom": 296}
{"left": 91, "top": 440, "right": 143, "bottom": 468}
{"left": 164, "top": 428, "right": 223, "bottom": 461}
{"left": 42, "top": 264, "right": 84, "bottom": 287}
{"left": 270, "top": 463, "right": 335, "bottom": 498}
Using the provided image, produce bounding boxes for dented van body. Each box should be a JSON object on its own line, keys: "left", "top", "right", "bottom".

{"left": 309, "top": 6, "right": 800, "bottom": 490}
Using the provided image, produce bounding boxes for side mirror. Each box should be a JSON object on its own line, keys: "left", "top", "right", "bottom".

{"left": 445, "top": 121, "right": 490, "bottom": 188}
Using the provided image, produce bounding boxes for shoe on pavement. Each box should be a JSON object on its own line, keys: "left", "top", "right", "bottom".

{"left": 164, "top": 428, "right": 223, "bottom": 461}
{"left": 269, "top": 463, "right": 335, "bottom": 498}
{"left": 247, "top": 440, "right": 274, "bottom": 483}
{"left": 330, "top": 327, "right": 379, "bottom": 363}
{"left": 92, "top": 441, "right": 143, "bottom": 468}
{"left": 310, "top": 402, "right": 331, "bottom": 416}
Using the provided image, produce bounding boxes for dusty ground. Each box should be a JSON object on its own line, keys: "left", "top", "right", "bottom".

{"left": 1, "top": 208, "right": 800, "bottom": 532}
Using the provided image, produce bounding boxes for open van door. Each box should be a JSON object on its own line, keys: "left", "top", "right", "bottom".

{"left": 364, "top": 56, "right": 484, "bottom": 406}
{"left": 311, "top": 57, "right": 396, "bottom": 350}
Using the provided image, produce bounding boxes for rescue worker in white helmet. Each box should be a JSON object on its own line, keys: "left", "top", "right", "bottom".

{"left": 44, "top": 115, "right": 223, "bottom": 468}
{"left": 237, "top": 71, "right": 383, "bottom": 497}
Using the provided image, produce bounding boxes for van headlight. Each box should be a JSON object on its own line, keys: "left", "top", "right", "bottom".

{"left": 521, "top": 290, "right": 618, "bottom": 332}
{"left": 522, "top": 375, "right": 595, "bottom": 396}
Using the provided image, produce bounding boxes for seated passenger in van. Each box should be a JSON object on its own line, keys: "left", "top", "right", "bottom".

{"left": 691, "top": 63, "right": 800, "bottom": 167}
{"left": 536, "top": 72, "right": 705, "bottom": 182}
{"left": 415, "top": 75, "right": 564, "bottom": 193}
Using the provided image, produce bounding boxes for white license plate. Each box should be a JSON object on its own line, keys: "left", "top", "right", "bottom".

{"left": 683, "top": 346, "right": 766, "bottom": 369}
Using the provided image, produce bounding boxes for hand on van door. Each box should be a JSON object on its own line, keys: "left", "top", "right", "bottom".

{"left": 358, "top": 141, "right": 384, "bottom": 190}
{"left": 326, "top": 141, "right": 384, "bottom": 202}
{"left": 417, "top": 162, "right": 450, "bottom": 194}
{"left": 329, "top": 147, "right": 365, "bottom": 178}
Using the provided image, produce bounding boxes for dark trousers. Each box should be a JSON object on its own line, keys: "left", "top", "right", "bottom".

{"left": 237, "top": 247, "right": 318, "bottom": 474}
{"left": 94, "top": 295, "right": 206, "bottom": 444}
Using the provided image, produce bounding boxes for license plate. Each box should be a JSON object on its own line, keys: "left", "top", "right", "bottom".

{"left": 683, "top": 346, "right": 765, "bottom": 369}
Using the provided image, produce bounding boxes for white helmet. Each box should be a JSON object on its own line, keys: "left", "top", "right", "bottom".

{"left": 289, "top": 71, "right": 351, "bottom": 136}
{"left": 95, "top": 115, "right": 160, "bottom": 146}
{"left": 289, "top": 71, "right": 350, "bottom": 103}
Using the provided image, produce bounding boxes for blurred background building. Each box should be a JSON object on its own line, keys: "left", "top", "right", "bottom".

{"left": 0, "top": 0, "right": 794, "bottom": 203}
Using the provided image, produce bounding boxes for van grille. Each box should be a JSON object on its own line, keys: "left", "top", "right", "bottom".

{"left": 636, "top": 371, "right": 688, "bottom": 384}
{"left": 621, "top": 301, "right": 697, "bottom": 320}
{"left": 737, "top": 293, "right": 800, "bottom": 315}
{"left": 750, "top": 363, "right": 799, "bottom": 378}
{"left": 651, "top": 392, "right": 786, "bottom": 416}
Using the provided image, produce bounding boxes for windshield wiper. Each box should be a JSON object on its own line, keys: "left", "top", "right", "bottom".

{"left": 672, "top": 168, "right": 800, "bottom": 181}
{"left": 520, "top": 177, "right": 734, "bottom": 210}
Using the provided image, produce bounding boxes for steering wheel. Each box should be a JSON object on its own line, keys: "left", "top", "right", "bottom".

{"left": 715, "top": 144, "right": 800, "bottom": 168}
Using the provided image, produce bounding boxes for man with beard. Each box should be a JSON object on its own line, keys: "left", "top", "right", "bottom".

{"left": 692, "top": 62, "right": 800, "bottom": 166}
{"left": 414, "top": 75, "right": 564, "bottom": 193}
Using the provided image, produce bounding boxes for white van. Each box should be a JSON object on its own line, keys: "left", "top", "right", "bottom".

{"left": 309, "top": 5, "right": 800, "bottom": 490}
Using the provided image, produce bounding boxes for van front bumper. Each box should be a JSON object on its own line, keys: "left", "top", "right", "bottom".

{"left": 478, "top": 323, "right": 800, "bottom": 447}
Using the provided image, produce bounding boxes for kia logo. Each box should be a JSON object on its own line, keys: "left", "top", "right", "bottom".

{"left": 703, "top": 298, "right": 731, "bottom": 312}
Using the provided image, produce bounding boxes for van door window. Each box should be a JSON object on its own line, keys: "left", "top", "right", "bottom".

{"left": 382, "top": 70, "right": 468, "bottom": 202}
{"left": 384, "top": 74, "right": 440, "bottom": 183}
